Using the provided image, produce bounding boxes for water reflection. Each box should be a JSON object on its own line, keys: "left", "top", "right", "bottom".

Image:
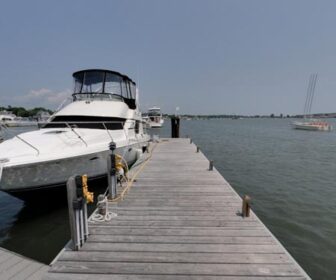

{"left": 0, "top": 177, "right": 107, "bottom": 264}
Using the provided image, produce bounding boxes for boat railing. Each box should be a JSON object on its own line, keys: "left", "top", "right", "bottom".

{"left": 0, "top": 123, "right": 40, "bottom": 156}
{"left": 38, "top": 120, "right": 130, "bottom": 147}
{"left": 55, "top": 97, "right": 73, "bottom": 113}
{"left": 0, "top": 120, "right": 142, "bottom": 154}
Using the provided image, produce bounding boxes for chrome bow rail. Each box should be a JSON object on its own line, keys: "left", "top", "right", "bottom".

{"left": 0, "top": 120, "right": 146, "bottom": 157}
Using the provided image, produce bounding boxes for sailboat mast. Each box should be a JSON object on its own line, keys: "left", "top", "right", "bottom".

{"left": 303, "top": 73, "right": 318, "bottom": 119}
{"left": 307, "top": 74, "right": 318, "bottom": 118}
{"left": 303, "top": 75, "right": 313, "bottom": 118}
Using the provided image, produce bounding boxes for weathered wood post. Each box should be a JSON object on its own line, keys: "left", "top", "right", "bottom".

{"left": 242, "top": 195, "right": 251, "bottom": 218}
{"left": 196, "top": 146, "right": 200, "bottom": 153}
{"left": 209, "top": 160, "right": 213, "bottom": 171}
{"left": 171, "top": 116, "right": 180, "bottom": 138}
{"left": 107, "top": 142, "right": 117, "bottom": 199}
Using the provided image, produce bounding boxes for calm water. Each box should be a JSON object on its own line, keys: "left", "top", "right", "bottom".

{"left": 1, "top": 119, "right": 336, "bottom": 279}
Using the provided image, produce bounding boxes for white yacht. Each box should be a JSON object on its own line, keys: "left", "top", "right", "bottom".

{"left": 5, "top": 117, "right": 38, "bottom": 127}
{"left": 0, "top": 69, "right": 150, "bottom": 199}
{"left": 0, "top": 111, "right": 16, "bottom": 123}
{"left": 0, "top": 111, "right": 37, "bottom": 127}
{"left": 147, "top": 106, "right": 164, "bottom": 128}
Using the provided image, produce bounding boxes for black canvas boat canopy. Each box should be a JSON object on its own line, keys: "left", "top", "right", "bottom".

{"left": 72, "top": 69, "right": 137, "bottom": 109}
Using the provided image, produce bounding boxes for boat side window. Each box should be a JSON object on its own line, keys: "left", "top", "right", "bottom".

{"left": 74, "top": 72, "right": 84, "bottom": 93}
{"left": 82, "top": 71, "right": 104, "bottom": 94}
{"left": 131, "top": 83, "right": 136, "bottom": 98}
{"left": 121, "top": 80, "right": 128, "bottom": 99}
{"left": 105, "top": 73, "right": 122, "bottom": 96}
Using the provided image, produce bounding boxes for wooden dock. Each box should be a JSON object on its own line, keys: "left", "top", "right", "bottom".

{"left": 0, "top": 247, "right": 48, "bottom": 280}
{"left": 45, "top": 138, "right": 310, "bottom": 279}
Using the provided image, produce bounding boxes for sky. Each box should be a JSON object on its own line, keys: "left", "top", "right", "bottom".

{"left": 0, "top": 0, "right": 336, "bottom": 115}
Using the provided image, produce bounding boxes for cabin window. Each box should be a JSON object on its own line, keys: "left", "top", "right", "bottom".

{"left": 43, "top": 116, "right": 125, "bottom": 130}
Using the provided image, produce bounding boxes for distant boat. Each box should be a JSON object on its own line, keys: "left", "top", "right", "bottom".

{"left": 147, "top": 106, "right": 164, "bottom": 128}
{"left": 292, "top": 120, "right": 332, "bottom": 131}
{"left": 292, "top": 74, "right": 332, "bottom": 131}
{"left": 0, "top": 111, "right": 37, "bottom": 127}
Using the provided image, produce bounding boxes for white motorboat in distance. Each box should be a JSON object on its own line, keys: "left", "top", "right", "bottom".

{"left": 0, "top": 111, "right": 37, "bottom": 127}
{"left": 147, "top": 107, "right": 164, "bottom": 128}
{"left": 0, "top": 69, "right": 150, "bottom": 199}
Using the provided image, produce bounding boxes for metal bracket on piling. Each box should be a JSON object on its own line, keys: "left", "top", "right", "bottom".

{"left": 66, "top": 175, "right": 90, "bottom": 251}
{"left": 107, "top": 142, "right": 117, "bottom": 200}
{"left": 242, "top": 195, "right": 251, "bottom": 218}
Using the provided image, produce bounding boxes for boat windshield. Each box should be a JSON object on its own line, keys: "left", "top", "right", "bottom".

{"left": 148, "top": 109, "right": 161, "bottom": 116}
{"left": 73, "top": 70, "right": 137, "bottom": 109}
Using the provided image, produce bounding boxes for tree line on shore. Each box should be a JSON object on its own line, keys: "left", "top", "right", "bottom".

{"left": 0, "top": 106, "right": 53, "bottom": 118}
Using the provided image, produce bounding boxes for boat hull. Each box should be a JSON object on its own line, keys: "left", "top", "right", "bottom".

{"left": 0, "top": 143, "right": 145, "bottom": 196}
{"left": 150, "top": 123, "right": 163, "bottom": 128}
{"left": 292, "top": 122, "right": 332, "bottom": 131}
{"left": 149, "top": 119, "right": 164, "bottom": 128}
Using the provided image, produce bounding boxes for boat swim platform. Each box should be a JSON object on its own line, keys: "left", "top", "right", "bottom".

{"left": 45, "top": 138, "right": 311, "bottom": 279}
{"left": 0, "top": 246, "right": 49, "bottom": 280}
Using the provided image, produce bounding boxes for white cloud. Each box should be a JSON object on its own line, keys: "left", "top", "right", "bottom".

{"left": 21, "top": 88, "right": 72, "bottom": 109}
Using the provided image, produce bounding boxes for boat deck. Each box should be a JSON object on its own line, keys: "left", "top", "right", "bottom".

{"left": 44, "top": 138, "right": 310, "bottom": 279}
{"left": 0, "top": 247, "right": 48, "bottom": 280}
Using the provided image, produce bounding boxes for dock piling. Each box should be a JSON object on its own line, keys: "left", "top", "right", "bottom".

{"left": 108, "top": 142, "right": 117, "bottom": 199}
{"left": 171, "top": 116, "right": 180, "bottom": 138}
{"left": 209, "top": 160, "right": 213, "bottom": 171}
{"left": 242, "top": 195, "right": 251, "bottom": 217}
{"left": 97, "top": 194, "right": 107, "bottom": 215}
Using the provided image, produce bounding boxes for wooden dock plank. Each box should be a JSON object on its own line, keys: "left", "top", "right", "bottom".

{"left": 44, "top": 273, "right": 307, "bottom": 280}
{"left": 89, "top": 227, "right": 269, "bottom": 237}
{"left": 45, "top": 138, "right": 310, "bottom": 279}
{"left": 0, "top": 247, "right": 48, "bottom": 280}
{"left": 57, "top": 251, "right": 290, "bottom": 264}
{"left": 87, "top": 235, "right": 275, "bottom": 244}
{"left": 50, "top": 261, "right": 303, "bottom": 276}
{"left": 80, "top": 243, "right": 285, "bottom": 253}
